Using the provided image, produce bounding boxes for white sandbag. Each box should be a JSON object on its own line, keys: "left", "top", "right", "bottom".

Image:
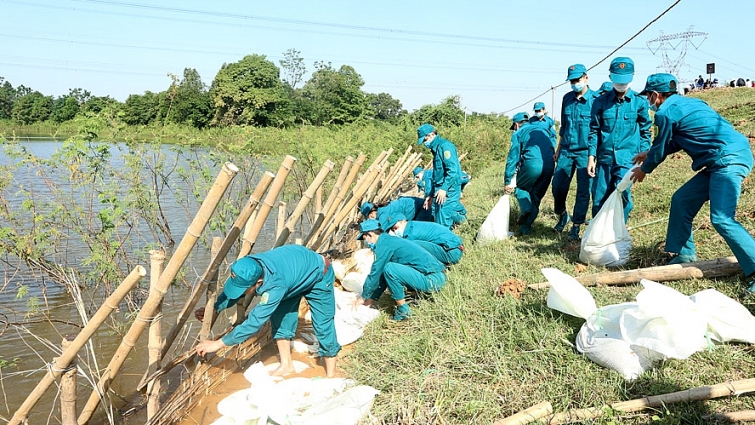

{"left": 333, "top": 288, "right": 381, "bottom": 346}
{"left": 297, "top": 385, "right": 381, "bottom": 425}
{"left": 476, "top": 194, "right": 511, "bottom": 245}
{"left": 216, "top": 387, "right": 269, "bottom": 425}
{"left": 580, "top": 167, "right": 636, "bottom": 267}
{"left": 332, "top": 260, "right": 349, "bottom": 282}
{"left": 542, "top": 268, "right": 597, "bottom": 320}
{"left": 691, "top": 288, "right": 755, "bottom": 343}
{"left": 352, "top": 248, "right": 375, "bottom": 274}
{"left": 341, "top": 271, "right": 368, "bottom": 294}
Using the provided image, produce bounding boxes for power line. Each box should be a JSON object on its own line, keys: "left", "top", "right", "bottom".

{"left": 502, "top": 0, "right": 683, "bottom": 115}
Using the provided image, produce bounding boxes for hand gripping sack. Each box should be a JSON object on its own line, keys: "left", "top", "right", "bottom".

{"left": 580, "top": 167, "right": 637, "bottom": 267}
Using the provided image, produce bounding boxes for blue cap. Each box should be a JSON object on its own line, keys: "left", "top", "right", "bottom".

{"left": 609, "top": 57, "right": 634, "bottom": 84}
{"left": 533, "top": 102, "right": 545, "bottom": 111}
{"left": 566, "top": 64, "right": 587, "bottom": 81}
{"left": 413, "top": 166, "right": 424, "bottom": 177}
{"left": 360, "top": 202, "right": 374, "bottom": 218}
{"left": 417, "top": 123, "right": 435, "bottom": 145}
{"left": 598, "top": 81, "right": 613, "bottom": 93}
{"left": 382, "top": 213, "right": 407, "bottom": 231}
{"left": 639, "top": 73, "right": 678, "bottom": 95}
{"left": 510, "top": 112, "right": 529, "bottom": 130}
{"left": 224, "top": 257, "right": 263, "bottom": 300}
{"left": 357, "top": 219, "right": 381, "bottom": 240}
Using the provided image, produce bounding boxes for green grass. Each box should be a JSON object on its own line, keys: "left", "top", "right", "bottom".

{"left": 345, "top": 90, "right": 755, "bottom": 424}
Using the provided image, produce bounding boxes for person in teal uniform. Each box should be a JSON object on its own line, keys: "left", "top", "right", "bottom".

{"left": 194, "top": 245, "right": 340, "bottom": 377}
{"left": 382, "top": 212, "right": 464, "bottom": 265}
{"left": 414, "top": 166, "right": 470, "bottom": 196}
{"left": 587, "top": 57, "right": 652, "bottom": 222}
{"left": 504, "top": 112, "right": 555, "bottom": 235}
{"left": 530, "top": 101, "right": 558, "bottom": 148}
{"left": 351, "top": 219, "right": 446, "bottom": 320}
{"left": 552, "top": 63, "right": 598, "bottom": 240}
{"left": 360, "top": 196, "right": 431, "bottom": 223}
{"left": 597, "top": 81, "right": 613, "bottom": 96}
{"left": 630, "top": 73, "right": 755, "bottom": 294}
{"left": 417, "top": 124, "right": 467, "bottom": 228}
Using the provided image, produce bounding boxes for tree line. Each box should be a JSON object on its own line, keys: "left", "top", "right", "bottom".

{"left": 0, "top": 49, "right": 479, "bottom": 130}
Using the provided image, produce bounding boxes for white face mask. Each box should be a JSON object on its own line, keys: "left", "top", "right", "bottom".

{"left": 535, "top": 112, "right": 544, "bottom": 118}
{"left": 393, "top": 227, "right": 404, "bottom": 238}
{"left": 613, "top": 82, "right": 630, "bottom": 92}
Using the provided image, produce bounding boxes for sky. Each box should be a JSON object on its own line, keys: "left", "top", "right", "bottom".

{"left": 2, "top": 0, "right": 755, "bottom": 119}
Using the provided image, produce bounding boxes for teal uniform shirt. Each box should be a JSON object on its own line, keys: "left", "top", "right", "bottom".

{"left": 560, "top": 88, "right": 598, "bottom": 152}
{"left": 416, "top": 170, "right": 433, "bottom": 194}
{"left": 504, "top": 122, "right": 555, "bottom": 186}
{"left": 529, "top": 114, "right": 558, "bottom": 148}
{"left": 216, "top": 245, "right": 335, "bottom": 352}
{"left": 361, "top": 234, "right": 445, "bottom": 301}
{"left": 427, "top": 135, "right": 467, "bottom": 228}
{"left": 403, "top": 220, "right": 463, "bottom": 250}
{"left": 588, "top": 89, "right": 652, "bottom": 165}
{"left": 377, "top": 197, "right": 426, "bottom": 226}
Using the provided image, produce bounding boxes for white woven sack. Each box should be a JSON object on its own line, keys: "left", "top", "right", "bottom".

{"left": 476, "top": 194, "right": 511, "bottom": 245}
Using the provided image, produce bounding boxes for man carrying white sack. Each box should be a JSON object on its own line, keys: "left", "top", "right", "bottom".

{"left": 631, "top": 73, "right": 755, "bottom": 296}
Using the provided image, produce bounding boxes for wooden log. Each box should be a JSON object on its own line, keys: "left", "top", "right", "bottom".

{"left": 273, "top": 159, "right": 334, "bottom": 248}
{"left": 9, "top": 265, "right": 145, "bottom": 425}
{"left": 706, "top": 410, "right": 755, "bottom": 422}
{"left": 60, "top": 336, "right": 77, "bottom": 425}
{"left": 528, "top": 256, "right": 741, "bottom": 290}
{"left": 492, "top": 401, "right": 553, "bottom": 425}
{"left": 547, "top": 378, "right": 755, "bottom": 424}
{"left": 146, "top": 249, "right": 166, "bottom": 421}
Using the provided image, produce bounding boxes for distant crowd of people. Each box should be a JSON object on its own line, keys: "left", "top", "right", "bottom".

{"left": 686, "top": 75, "right": 755, "bottom": 93}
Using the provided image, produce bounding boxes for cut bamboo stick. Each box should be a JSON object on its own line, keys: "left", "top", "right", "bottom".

{"left": 492, "top": 401, "right": 553, "bottom": 425}
{"left": 60, "top": 336, "right": 77, "bottom": 425}
{"left": 547, "top": 378, "right": 755, "bottom": 424}
{"left": 274, "top": 159, "right": 334, "bottom": 248}
{"left": 198, "top": 237, "right": 222, "bottom": 341}
{"left": 9, "top": 265, "right": 145, "bottom": 425}
{"left": 529, "top": 256, "right": 741, "bottom": 290}
{"left": 146, "top": 249, "right": 166, "bottom": 421}
{"left": 276, "top": 201, "right": 287, "bottom": 238}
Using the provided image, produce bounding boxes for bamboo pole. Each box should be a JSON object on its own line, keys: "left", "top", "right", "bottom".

{"left": 60, "top": 336, "right": 77, "bottom": 425}
{"left": 528, "top": 256, "right": 741, "bottom": 290}
{"left": 239, "top": 155, "right": 296, "bottom": 257}
{"left": 706, "top": 410, "right": 755, "bottom": 422}
{"left": 77, "top": 162, "right": 239, "bottom": 424}
{"left": 492, "top": 401, "right": 553, "bottom": 425}
{"left": 199, "top": 237, "right": 223, "bottom": 341}
{"left": 377, "top": 148, "right": 413, "bottom": 201}
{"left": 158, "top": 171, "right": 275, "bottom": 360}
{"left": 274, "top": 159, "right": 334, "bottom": 248}
{"left": 305, "top": 156, "right": 353, "bottom": 246}
{"left": 276, "top": 201, "right": 287, "bottom": 238}
{"left": 547, "top": 378, "right": 755, "bottom": 424}
{"left": 9, "top": 266, "right": 146, "bottom": 425}
{"left": 146, "top": 249, "right": 166, "bottom": 421}
{"left": 306, "top": 154, "right": 365, "bottom": 248}
{"left": 377, "top": 153, "right": 422, "bottom": 203}
{"left": 315, "top": 186, "right": 323, "bottom": 214}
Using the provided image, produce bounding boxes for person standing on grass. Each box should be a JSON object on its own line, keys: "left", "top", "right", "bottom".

{"left": 630, "top": 74, "right": 755, "bottom": 294}
{"left": 530, "top": 101, "right": 558, "bottom": 148}
{"left": 504, "top": 112, "right": 556, "bottom": 235}
{"left": 382, "top": 213, "right": 465, "bottom": 266}
{"left": 195, "top": 245, "right": 340, "bottom": 377}
{"left": 587, "top": 57, "right": 652, "bottom": 223}
{"left": 351, "top": 219, "right": 446, "bottom": 321}
{"left": 417, "top": 123, "right": 467, "bottom": 229}
{"left": 552, "top": 63, "right": 599, "bottom": 241}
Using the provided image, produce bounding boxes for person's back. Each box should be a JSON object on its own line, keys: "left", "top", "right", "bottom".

{"left": 737, "top": 78, "right": 746, "bottom": 87}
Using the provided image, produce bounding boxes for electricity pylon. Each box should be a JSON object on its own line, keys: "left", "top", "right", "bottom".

{"left": 646, "top": 26, "right": 708, "bottom": 75}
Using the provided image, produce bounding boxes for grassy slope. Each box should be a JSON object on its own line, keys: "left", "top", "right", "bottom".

{"left": 345, "top": 88, "right": 755, "bottom": 424}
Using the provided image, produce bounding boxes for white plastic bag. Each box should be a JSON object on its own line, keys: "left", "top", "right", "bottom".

{"left": 580, "top": 167, "right": 636, "bottom": 267}
{"left": 542, "top": 268, "right": 597, "bottom": 320}
{"left": 476, "top": 195, "right": 511, "bottom": 245}
{"left": 690, "top": 288, "right": 755, "bottom": 343}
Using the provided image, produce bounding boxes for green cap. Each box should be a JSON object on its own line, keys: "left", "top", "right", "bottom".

{"left": 360, "top": 202, "right": 375, "bottom": 218}
{"left": 639, "top": 73, "right": 678, "bottom": 95}
{"left": 357, "top": 219, "right": 381, "bottom": 240}
{"left": 598, "top": 81, "right": 613, "bottom": 93}
{"left": 413, "top": 166, "right": 424, "bottom": 177}
{"left": 417, "top": 123, "right": 435, "bottom": 145}
{"left": 566, "top": 64, "right": 587, "bottom": 81}
{"left": 510, "top": 112, "right": 529, "bottom": 130}
{"left": 533, "top": 102, "right": 545, "bottom": 111}
{"left": 382, "top": 213, "right": 407, "bottom": 231}
{"left": 608, "top": 57, "right": 634, "bottom": 84}
{"left": 224, "top": 257, "right": 263, "bottom": 300}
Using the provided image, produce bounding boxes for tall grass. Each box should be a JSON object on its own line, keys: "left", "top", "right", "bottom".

{"left": 345, "top": 91, "right": 755, "bottom": 424}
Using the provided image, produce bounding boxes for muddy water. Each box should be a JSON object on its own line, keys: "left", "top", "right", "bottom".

{"left": 0, "top": 141, "right": 312, "bottom": 424}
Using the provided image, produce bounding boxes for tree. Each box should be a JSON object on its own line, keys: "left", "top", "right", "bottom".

{"left": 301, "top": 62, "right": 366, "bottom": 125}
{"left": 11, "top": 91, "right": 53, "bottom": 124}
{"left": 209, "top": 54, "right": 292, "bottom": 127}
{"left": 279, "top": 48, "right": 306, "bottom": 89}
{"left": 51, "top": 96, "right": 80, "bottom": 123}
{"left": 0, "top": 77, "right": 14, "bottom": 120}
{"left": 121, "top": 91, "right": 159, "bottom": 125}
{"left": 81, "top": 96, "right": 118, "bottom": 115}
{"left": 366, "top": 92, "right": 405, "bottom": 122}
{"left": 412, "top": 95, "right": 465, "bottom": 127}
{"left": 165, "top": 68, "right": 212, "bottom": 128}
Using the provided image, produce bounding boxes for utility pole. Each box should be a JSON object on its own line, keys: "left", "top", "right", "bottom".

{"left": 646, "top": 26, "right": 708, "bottom": 76}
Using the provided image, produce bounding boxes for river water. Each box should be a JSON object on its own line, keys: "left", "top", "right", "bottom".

{"left": 0, "top": 140, "right": 305, "bottom": 424}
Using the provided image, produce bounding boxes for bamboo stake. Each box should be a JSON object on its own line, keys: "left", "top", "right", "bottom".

{"left": 528, "top": 256, "right": 741, "bottom": 290}
{"left": 146, "top": 249, "right": 166, "bottom": 421}
{"left": 60, "top": 336, "right": 77, "bottom": 425}
{"left": 276, "top": 201, "right": 287, "bottom": 238}
{"left": 305, "top": 157, "right": 353, "bottom": 246}
{"left": 9, "top": 266, "right": 146, "bottom": 425}
{"left": 198, "top": 237, "right": 223, "bottom": 341}
{"left": 159, "top": 170, "right": 275, "bottom": 361}
{"left": 239, "top": 155, "right": 296, "bottom": 257}
{"left": 377, "top": 149, "right": 412, "bottom": 201}
{"left": 377, "top": 153, "right": 422, "bottom": 203}
{"left": 315, "top": 186, "right": 323, "bottom": 214}
{"left": 547, "top": 378, "right": 755, "bottom": 424}
{"left": 492, "top": 401, "right": 553, "bottom": 425}
{"left": 274, "top": 159, "right": 334, "bottom": 248}
{"left": 706, "top": 410, "right": 755, "bottom": 422}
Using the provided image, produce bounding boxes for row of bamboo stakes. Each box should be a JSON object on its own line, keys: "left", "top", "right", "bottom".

{"left": 9, "top": 144, "right": 423, "bottom": 424}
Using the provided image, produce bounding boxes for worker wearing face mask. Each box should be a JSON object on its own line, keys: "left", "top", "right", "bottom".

{"left": 630, "top": 73, "right": 755, "bottom": 296}
{"left": 587, "top": 57, "right": 652, "bottom": 222}
{"left": 551, "top": 63, "right": 599, "bottom": 241}
{"left": 352, "top": 219, "right": 446, "bottom": 321}
{"left": 416, "top": 124, "right": 467, "bottom": 229}
{"left": 530, "top": 101, "right": 558, "bottom": 149}
{"left": 383, "top": 213, "right": 464, "bottom": 266}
